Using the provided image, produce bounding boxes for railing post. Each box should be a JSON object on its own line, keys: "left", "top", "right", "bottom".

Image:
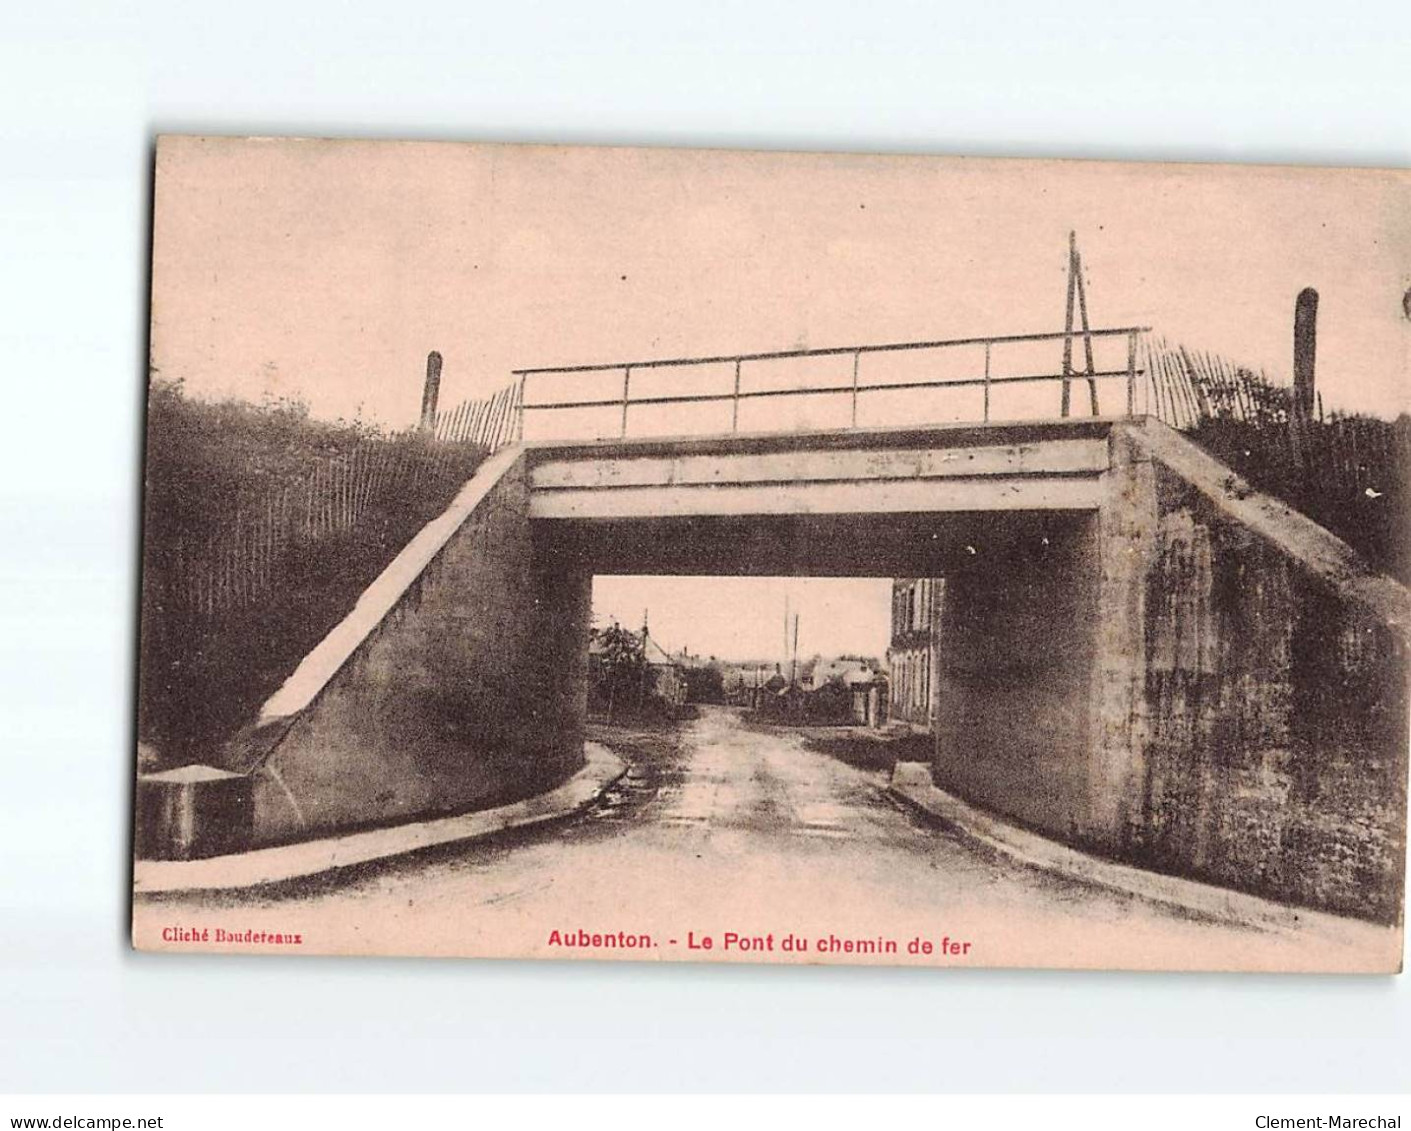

{"left": 621, "top": 365, "right": 632, "bottom": 438}
{"left": 732, "top": 358, "right": 742, "bottom": 432}
{"left": 983, "top": 341, "right": 991, "bottom": 423}
{"left": 850, "top": 351, "right": 860, "bottom": 427}
{"left": 1126, "top": 331, "right": 1137, "bottom": 417}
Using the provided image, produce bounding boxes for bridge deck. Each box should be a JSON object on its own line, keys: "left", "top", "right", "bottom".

{"left": 526, "top": 418, "right": 1121, "bottom": 520}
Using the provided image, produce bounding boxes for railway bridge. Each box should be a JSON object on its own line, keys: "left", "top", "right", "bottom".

{"left": 137, "top": 327, "right": 1410, "bottom": 922}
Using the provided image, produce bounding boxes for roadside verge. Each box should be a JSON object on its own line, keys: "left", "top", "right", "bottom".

{"left": 888, "top": 763, "right": 1397, "bottom": 951}
{"left": 133, "top": 743, "right": 626, "bottom": 896}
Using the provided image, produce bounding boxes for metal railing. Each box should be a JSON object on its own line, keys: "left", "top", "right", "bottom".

{"left": 515, "top": 325, "right": 1149, "bottom": 440}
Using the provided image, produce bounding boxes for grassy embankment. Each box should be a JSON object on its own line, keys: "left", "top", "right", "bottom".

{"left": 139, "top": 379, "right": 486, "bottom": 767}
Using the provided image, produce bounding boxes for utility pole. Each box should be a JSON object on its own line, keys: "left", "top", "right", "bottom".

{"left": 783, "top": 595, "right": 790, "bottom": 679}
{"left": 1060, "top": 232, "right": 1100, "bottom": 418}
{"left": 639, "top": 609, "right": 650, "bottom": 711}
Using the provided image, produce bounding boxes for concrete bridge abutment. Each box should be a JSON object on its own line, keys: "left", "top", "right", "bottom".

{"left": 137, "top": 448, "right": 592, "bottom": 859}
{"left": 929, "top": 421, "right": 1407, "bottom": 922}
{"left": 930, "top": 430, "right": 1161, "bottom": 853}
{"left": 932, "top": 516, "right": 1103, "bottom": 844}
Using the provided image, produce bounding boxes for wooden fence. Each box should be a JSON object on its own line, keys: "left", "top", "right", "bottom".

{"left": 432, "top": 377, "right": 524, "bottom": 450}
{"left": 1145, "top": 336, "right": 1409, "bottom": 487}
{"left": 1145, "top": 336, "right": 1410, "bottom": 578}
{"left": 1144, "top": 335, "right": 1302, "bottom": 431}
{"left": 160, "top": 376, "right": 525, "bottom": 618}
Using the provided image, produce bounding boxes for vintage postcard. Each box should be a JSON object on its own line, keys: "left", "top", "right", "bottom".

{"left": 133, "top": 136, "right": 1409, "bottom": 972}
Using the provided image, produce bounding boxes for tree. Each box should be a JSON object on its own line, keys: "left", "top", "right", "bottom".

{"left": 594, "top": 624, "right": 647, "bottom": 720}
{"left": 683, "top": 664, "right": 726, "bottom": 705}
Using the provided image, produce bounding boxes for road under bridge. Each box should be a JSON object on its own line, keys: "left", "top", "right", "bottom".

{"left": 139, "top": 414, "right": 1409, "bottom": 926}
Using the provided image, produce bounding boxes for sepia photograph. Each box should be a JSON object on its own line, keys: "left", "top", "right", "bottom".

{"left": 128, "top": 137, "right": 1409, "bottom": 974}
{"left": 8, "top": 0, "right": 1411, "bottom": 1118}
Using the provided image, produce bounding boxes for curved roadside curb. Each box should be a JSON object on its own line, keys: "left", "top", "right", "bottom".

{"left": 133, "top": 743, "right": 627, "bottom": 896}
{"left": 887, "top": 763, "right": 1396, "bottom": 952}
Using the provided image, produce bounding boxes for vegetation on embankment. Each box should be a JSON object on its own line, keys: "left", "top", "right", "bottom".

{"left": 1184, "top": 415, "right": 1411, "bottom": 584}
{"left": 1149, "top": 340, "right": 1411, "bottom": 583}
{"left": 138, "top": 379, "right": 487, "bottom": 767}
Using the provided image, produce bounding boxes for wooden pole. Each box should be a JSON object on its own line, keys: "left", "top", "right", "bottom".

{"left": 1061, "top": 231, "right": 1077, "bottom": 417}
{"left": 1072, "top": 242, "right": 1100, "bottom": 415}
{"left": 1294, "top": 287, "right": 1318, "bottom": 422}
{"left": 1292, "top": 287, "right": 1318, "bottom": 476}
{"left": 420, "top": 351, "right": 442, "bottom": 433}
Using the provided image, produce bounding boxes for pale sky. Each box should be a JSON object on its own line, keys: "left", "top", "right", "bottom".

{"left": 148, "top": 141, "right": 1405, "bottom": 657}
{"left": 592, "top": 576, "right": 893, "bottom": 665}
{"left": 149, "top": 139, "right": 1409, "bottom": 658}
{"left": 152, "top": 137, "right": 1410, "bottom": 430}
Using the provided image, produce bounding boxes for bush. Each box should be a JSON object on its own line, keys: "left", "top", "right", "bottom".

{"left": 682, "top": 665, "right": 726, "bottom": 705}
{"left": 1186, "top": 415, "right": 1411, "bottom": 583}
{"left": 138, "top": 380, "right": 487, "bottom": 765}
{"left": 803, "top": 680, "right": 855, "bottom": 724}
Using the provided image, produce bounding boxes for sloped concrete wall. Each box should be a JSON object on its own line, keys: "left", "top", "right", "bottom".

{"left": 239, "top": 451, "right": 589, "bottom": 847}
{"left": 1131, "top": 470, "right": 1407, "bottom": 922}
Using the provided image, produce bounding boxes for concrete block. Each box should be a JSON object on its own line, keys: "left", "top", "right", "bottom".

{"left": 135, "top": 764, "right": 252, "bottom": 860}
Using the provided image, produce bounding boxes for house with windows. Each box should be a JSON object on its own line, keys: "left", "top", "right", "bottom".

{"left": 887, "top": 577, "right": 943, "bottom": 729}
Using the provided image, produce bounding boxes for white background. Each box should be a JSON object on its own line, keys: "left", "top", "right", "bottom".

{"left": 1, "top": 0, "right": 1408, "bottom": 1095}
